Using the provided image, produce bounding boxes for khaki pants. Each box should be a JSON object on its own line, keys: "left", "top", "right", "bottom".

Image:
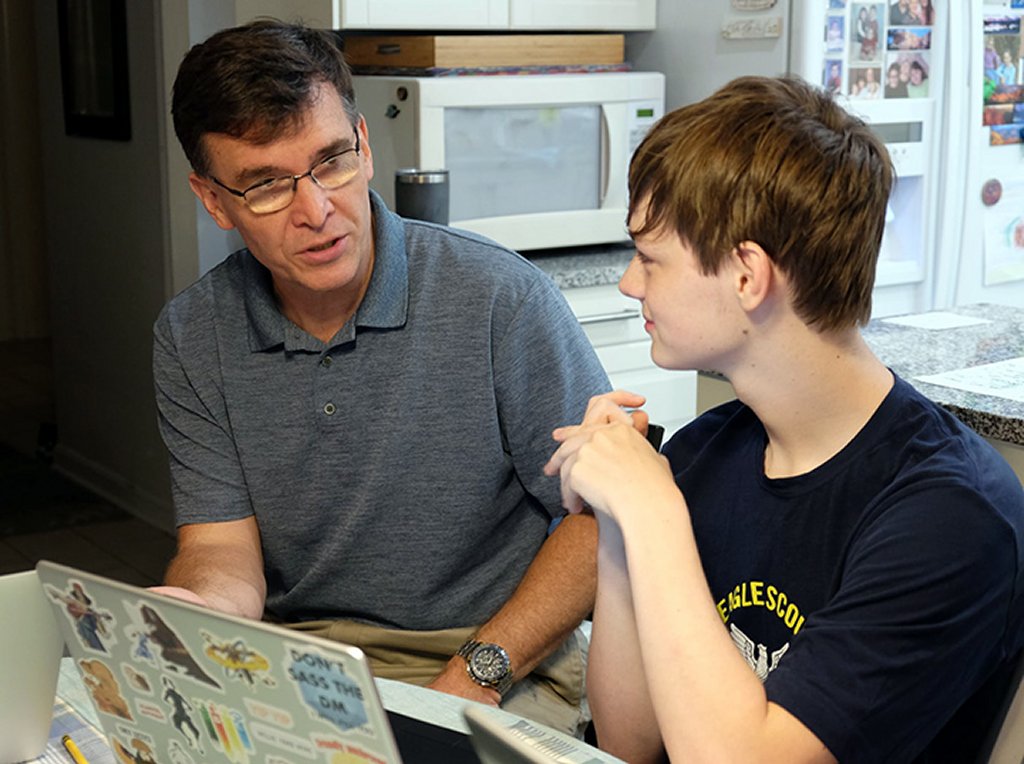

{"left": 288, "top": 620, "right": 590, "bottom": 737}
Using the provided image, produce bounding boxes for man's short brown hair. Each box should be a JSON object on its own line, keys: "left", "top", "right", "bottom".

{"left": 628, "top": 76, "right": 893, "bottom": 331}
{"left": 172, "top": 19, "right": 359, "bottom": 178}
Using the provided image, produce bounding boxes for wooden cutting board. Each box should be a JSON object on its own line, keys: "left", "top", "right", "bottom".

{"left": 343, "top": 34, "right": 625, "bottom": 69}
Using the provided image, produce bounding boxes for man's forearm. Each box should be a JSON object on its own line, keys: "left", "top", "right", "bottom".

{"left": 164, "top": 543, "right": 265, "bottom": 619}
{"left": 470, "top": 512, "right": 598, "bottom": 676}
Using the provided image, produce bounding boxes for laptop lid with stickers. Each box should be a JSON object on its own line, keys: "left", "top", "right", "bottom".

{"left": 36, "top": 559, "right": 404, "bottom": 764}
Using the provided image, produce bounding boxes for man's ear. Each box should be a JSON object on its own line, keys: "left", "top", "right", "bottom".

{"left": 188, "top": 173, "right": 238, "bottom": 232}
{"left": 357, "top": 114, "right": 374, "bottom": 183}
{"left": 729, "top": 240, "right": 775, "bottom": 312}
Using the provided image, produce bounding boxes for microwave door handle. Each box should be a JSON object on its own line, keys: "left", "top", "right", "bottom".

{"left": 600, "top": 106, "right": 611, "bottom": 206}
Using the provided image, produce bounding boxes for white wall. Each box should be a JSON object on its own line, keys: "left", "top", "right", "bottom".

{"left": 627, "top": 0, "right": 792, "bottom": 112}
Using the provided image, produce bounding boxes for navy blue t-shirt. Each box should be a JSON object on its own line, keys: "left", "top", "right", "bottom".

{"left": 664, "top": 375, "right": 1024, "bottom": 762}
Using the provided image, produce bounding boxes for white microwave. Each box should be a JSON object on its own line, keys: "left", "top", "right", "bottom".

{"left": 353, "top": 72, "right": 665, "bottom": 251}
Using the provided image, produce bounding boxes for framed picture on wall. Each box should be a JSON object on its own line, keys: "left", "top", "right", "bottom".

{"left": 56, "top": 0, "right": 131, "bottom": 141}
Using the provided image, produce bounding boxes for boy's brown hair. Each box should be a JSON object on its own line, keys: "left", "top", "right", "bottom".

{"left": 628, "top": 75, "right": 893, "bottom": 331}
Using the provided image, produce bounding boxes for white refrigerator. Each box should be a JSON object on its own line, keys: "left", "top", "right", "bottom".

{"left": 629, "top": 1, "right": 1024, "bottom": 317}
{"left": 934, "top": 0, "right": 1024, "bottom": 310}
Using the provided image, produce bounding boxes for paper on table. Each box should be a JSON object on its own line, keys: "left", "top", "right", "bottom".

{"left": 916, "top": 357, "right": 1024, "bottom": 403}
{"left": 32, "top": 697, "right": 115, "bottom": 764}
{"left": 882, "top": 312, "right": 993, "bottom": 330}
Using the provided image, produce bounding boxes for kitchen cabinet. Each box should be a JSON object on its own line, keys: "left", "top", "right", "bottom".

{"left": 234, "top": 0, "right": 655, "bottom": 30}
{"left": 563, "top": 284, "right": 695, "bottom": 437}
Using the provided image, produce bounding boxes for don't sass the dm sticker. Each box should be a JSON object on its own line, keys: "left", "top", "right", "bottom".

{"left": 285, "top": 644, "right": 368, "bottom": 733}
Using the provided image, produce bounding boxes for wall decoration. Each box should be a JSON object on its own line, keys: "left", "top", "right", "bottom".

{"left": 56, "top": 0, "right": 131, "bottom": 140}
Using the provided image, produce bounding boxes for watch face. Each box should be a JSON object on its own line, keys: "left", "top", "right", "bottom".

{"left": 470, "top": 644, "right": 510, "bottom": 683}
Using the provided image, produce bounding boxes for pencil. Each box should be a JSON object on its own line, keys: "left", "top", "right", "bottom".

{"left": 61, "top": 734, "right": 90, "bottom": 764}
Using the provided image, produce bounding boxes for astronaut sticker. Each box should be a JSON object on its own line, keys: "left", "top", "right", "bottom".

{"left": 79, "top": 658, "right": 134, "bottom": 721}
{"left": 202, "top": 631, "right": 276, "bottom": 689}
{"left": 122, "top": 601, "right": 221, "bottom": 689}
{"left": 285, "top": 644, "right": 368, "bottom": 734}
{"left": 46, "top": 580, "right": 115, "bottom": 653}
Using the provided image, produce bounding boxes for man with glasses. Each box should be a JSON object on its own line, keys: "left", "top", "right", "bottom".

{"left": 151, "top": 19, "right": 609, "bottom": 736}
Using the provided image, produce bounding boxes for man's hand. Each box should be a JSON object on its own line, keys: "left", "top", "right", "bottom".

{"left": 426, "top": 656, "right": 502, "bottom": 706}
{"left": 147, "top": 585, "right": 211, "bottom": 608}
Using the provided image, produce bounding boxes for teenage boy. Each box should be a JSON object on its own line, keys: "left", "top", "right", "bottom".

{"left": 545, "top": 76, "right": 1024, "bottom": 762}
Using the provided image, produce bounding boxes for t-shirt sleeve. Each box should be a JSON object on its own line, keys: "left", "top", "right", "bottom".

{"left": 491, "top": 275, "right": 611, "bottom": 518}
{"left": 765, "top": 483, "right": 1021, "bottom": 762}
{"left": 153, "top": 305, "right": 254, "bottom": 526}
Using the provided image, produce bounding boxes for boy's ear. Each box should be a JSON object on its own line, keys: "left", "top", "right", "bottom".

{"left": 729, "top": 240, "right": 775, "bottom": 312}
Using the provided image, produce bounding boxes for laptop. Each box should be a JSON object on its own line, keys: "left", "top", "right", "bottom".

{"left": 36, "top": 560, "right": 478, "bottom": 764}
{"left": 462, "top": 705, "right": 625, "bottom": 764}
{"left": 0, "top": 570, "right": 65, "bottom": 763}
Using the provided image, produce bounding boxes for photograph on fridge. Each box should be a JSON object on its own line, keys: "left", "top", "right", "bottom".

{"left": 887, "top": 26, "right": 931, "bottom": 51}
{"left": 849, "top": 66, "right": 883, "bottom": 98}
{"left": 851, "top": 3, "right": 884, "bottom": 63}
{"left": 824, "top": 59, "right": 843, "bottom": 93}
{"left": 884, "top": 50, "right": 930, "bottom": 97}
{"left": 826, "top": 15, "right": 845, "bottom": 52}
{"left": 888, "top": 0, "right": 932, "bottom": 26}
{"left": 983, "top": 15, "right": 1024, "bottom": 144}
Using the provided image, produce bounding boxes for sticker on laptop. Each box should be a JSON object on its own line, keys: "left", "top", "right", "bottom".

{"left": 285, "top": 643, "right": 369, "bottom": 734}
{"left": 45, "top": 580, "right": 116, "bottom": 653}
{"left": 195, "top": 699, "right": 254, "bottom": 763}
{"left": 79, "top": 657, "right": 134, "bottom": 721}
{"left": 243, "top": 696, "right": 294, "bottom": 729}
{"left": 122, "top": 600, "right": 222, "bottom": 689}
{"left": 111, "top": 728, "right": 157, "bottom": 764}
{"left": 161, "top": 677, "right": 206, "bottom": 753}
{"left": 167, "top": 738, "right": 197, "bottom": 764}
{"left": 121, "top": 662, "right": 154, "bottom": 694}
{"left": 202, "top": 630, "right": 277, "bottom": 689}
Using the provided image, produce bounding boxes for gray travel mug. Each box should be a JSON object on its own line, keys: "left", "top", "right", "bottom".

{"left": 395, "top": 169, "right": 449, "bottom": 225}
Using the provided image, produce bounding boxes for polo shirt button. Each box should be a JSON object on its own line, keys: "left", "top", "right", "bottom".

{"left": 323, "top": 402, "right": 336, "bottom": 416}
{"left": 321, "top": 356, "right": 332, "bottom": 367}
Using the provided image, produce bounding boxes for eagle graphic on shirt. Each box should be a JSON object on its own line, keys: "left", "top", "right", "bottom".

{"left": 730, "top": 624, "right": 790, "bottom": 681}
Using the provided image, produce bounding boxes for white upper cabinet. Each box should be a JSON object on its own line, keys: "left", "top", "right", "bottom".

{"left": 235, "top": 0, "right": 655, "bottom": 30}
{"left": 342, "top": 0, "right": 509, "bottom": 29}
{"left": 510, "top": 0, "right": 655, "bottom": 31}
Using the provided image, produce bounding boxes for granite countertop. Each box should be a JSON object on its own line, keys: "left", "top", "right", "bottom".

{"left": 862, "top": 303, "right": 1024, "bottom": 446}
{"left": 525, "top": 242, "right": 635, "bottom": 289}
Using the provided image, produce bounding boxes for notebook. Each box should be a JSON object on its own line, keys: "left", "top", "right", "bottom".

{"left": 0, "top": 570, "right": 64, "bottom": 763}
{"left": 36, "top": 560, "right": 478, "bottom": 764}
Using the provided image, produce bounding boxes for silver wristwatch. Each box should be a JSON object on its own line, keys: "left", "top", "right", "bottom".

{"left": 456, "top": 639, "right": 514, "bottom": 696}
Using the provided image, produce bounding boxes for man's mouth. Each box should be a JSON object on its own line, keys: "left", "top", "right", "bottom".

{"left": 308, "top": 238, "right": 339, "bottom": 252}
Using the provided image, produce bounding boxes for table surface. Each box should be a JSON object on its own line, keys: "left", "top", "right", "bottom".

{"left": 861, "top": 303, "right": 1024, "bottom": 446}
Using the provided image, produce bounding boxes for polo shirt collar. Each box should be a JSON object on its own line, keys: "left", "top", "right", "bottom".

{"left": 243, "top": 190, "right": 409, "bottom": 352}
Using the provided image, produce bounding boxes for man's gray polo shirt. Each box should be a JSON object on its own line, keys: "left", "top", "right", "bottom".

{"left": 153, "top": 192, "right": 610, "bottom": 629}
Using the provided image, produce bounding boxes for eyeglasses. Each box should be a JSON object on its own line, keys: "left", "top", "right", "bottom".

{"left": 209, "top": 130, "right": 362, "bottom": 215}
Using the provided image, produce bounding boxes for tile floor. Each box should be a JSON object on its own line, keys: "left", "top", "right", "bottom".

{"left": 0, "top": 338, "right": 176, "bottom": 586}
